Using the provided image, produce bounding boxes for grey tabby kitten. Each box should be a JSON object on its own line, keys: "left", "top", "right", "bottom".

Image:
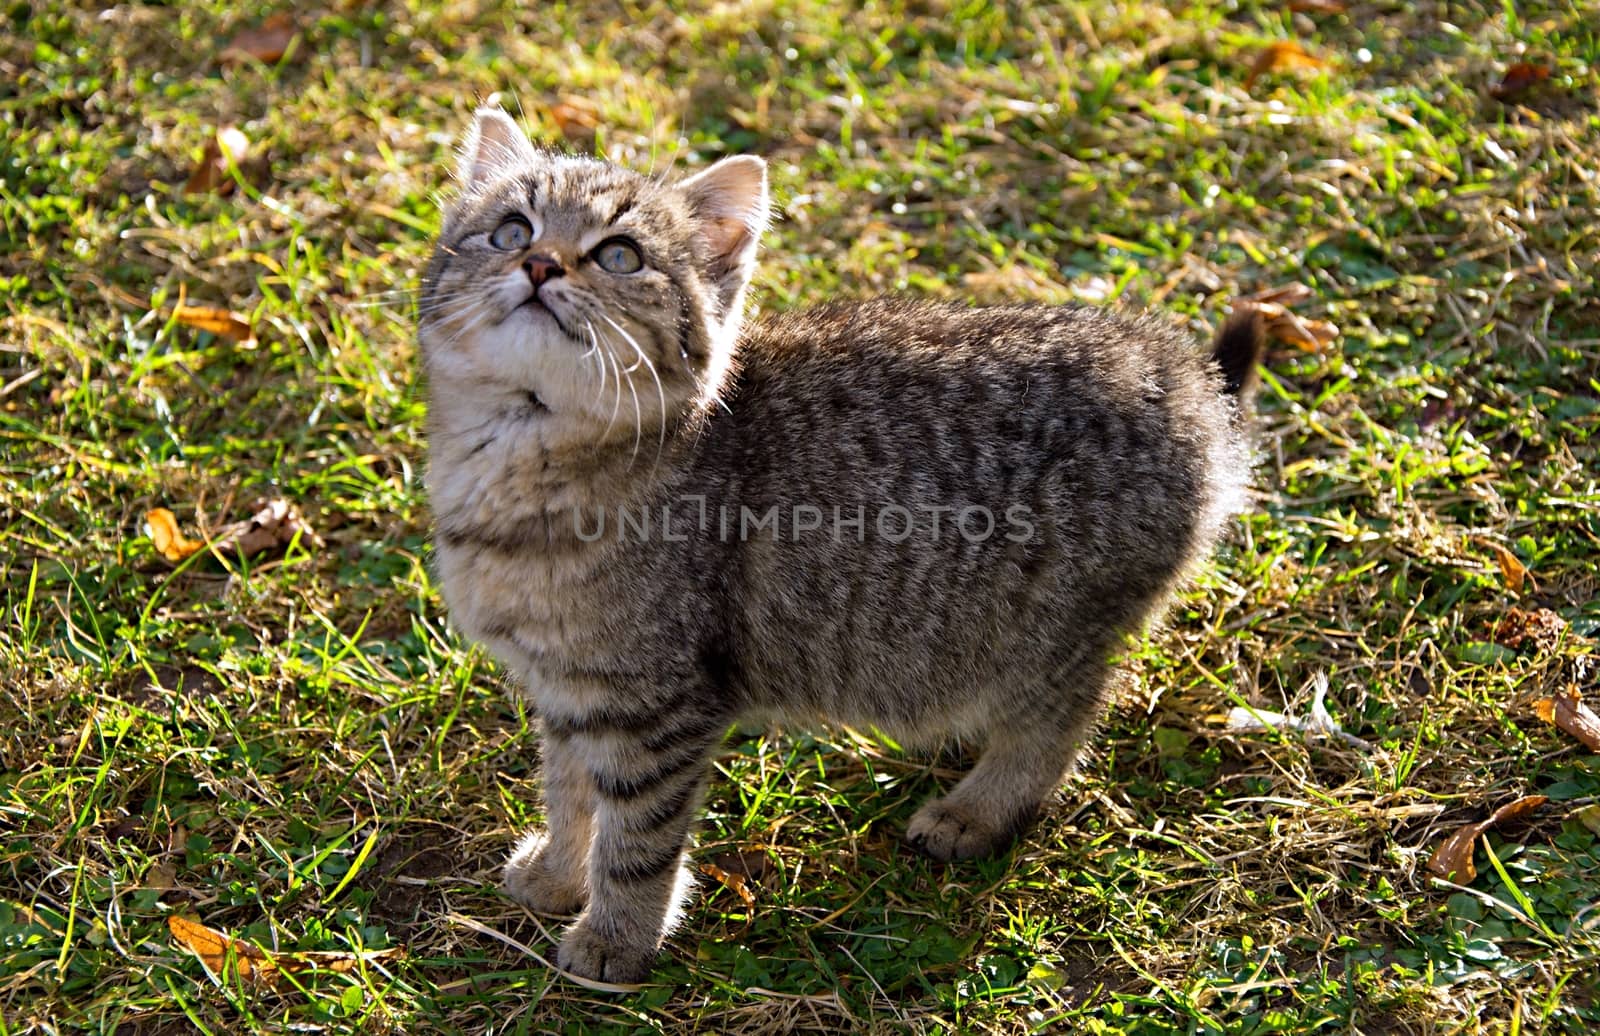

{"left": 420, "top": 107, "right": 1265, "bottom": 983}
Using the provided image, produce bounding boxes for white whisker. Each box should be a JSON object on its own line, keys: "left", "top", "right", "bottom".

{"left": 601, "top": 313, "right": 667, "bottom": 471}
{"left": 602, "top": 343, "right": 624, "bottom": 440}
{"left": 624, "top": 359, "right": 641, "bottom": 466}
{"left": 584, "top": 319, "right": 609, "bottom": 415}
{"left": 423, "top": 298, "right": 494, "bottom": 352}
{"left": 593, "top": 322, "right": 640, "bottom": 463}
{"left": 355, "top": 286, "right": 479, "bottom": 314}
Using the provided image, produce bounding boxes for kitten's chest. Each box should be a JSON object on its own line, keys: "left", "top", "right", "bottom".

{"left": 436, "top": 541, "right": 598, "bottom": 657}
{"left": 428, "top": 426, "right": 640, "bottom": 654}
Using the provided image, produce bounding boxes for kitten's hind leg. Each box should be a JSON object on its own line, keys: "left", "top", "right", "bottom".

{"left": 504, "top": 730, "right": 594, "bottom": 915}
{"left": 906, "top": 666, "right": 1113, "bottom": 862}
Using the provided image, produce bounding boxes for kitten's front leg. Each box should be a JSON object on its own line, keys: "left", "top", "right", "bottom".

{"left": 504, "top": 730, "right": 593, "bottom": 915}
{"left": 556, "top": 720, "right": 721, "bottom": 983}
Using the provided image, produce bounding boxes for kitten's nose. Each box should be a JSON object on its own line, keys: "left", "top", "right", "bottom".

{"left": 524, "top": 255, "right": 564, "bottom": 289}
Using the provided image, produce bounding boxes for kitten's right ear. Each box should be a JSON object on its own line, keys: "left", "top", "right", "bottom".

{"left": 458, "top": 106, "right": 537, "bottom": 189}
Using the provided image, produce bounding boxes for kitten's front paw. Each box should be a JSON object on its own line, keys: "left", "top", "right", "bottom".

{"left": 556, "top": 921, "right": 656, "bottom": 984}
{"left": 906, "top": 798, "right": 1025, "bottom": 861}
{"left": 503, "top": 832, "right": 587, "bottom": 916}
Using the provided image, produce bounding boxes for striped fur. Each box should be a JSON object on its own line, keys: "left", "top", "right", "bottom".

{"left": 420, "top": 108, "right": 1264, "bottom": 983}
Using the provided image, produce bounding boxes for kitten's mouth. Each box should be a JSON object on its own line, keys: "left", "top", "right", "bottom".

{"left": 515, "top": 291, "right": 583, "bottom": 345}
{"left": 518, "top": 292, "right": 570, "bottom": 330}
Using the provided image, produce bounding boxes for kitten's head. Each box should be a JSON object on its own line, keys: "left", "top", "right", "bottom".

{"left": 419, "top": 106, "right": 768, "bottom": 435}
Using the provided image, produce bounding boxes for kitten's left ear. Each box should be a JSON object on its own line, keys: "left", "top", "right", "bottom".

{"left": 458, "top": 106, "right": 538, "bottom": 189}
{"left": 680, "top": 155, "right": 769, "bottom": 318}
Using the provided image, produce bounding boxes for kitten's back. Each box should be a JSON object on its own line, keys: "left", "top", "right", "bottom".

{"left": 722, "top": 297, "right": 1250, "bottom": 557}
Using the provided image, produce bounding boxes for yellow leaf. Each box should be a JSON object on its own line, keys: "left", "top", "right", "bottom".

{"left": 168, "top": 914, "right": 404, "bottom": 990}
{"left": 145, "top": 508, "right": 205, "bottom": 563}
{"left": 173, "top": 303, "right": 255, "bottom": 344}
{"left": 697, "top": 862, "right": 756, "bottom": 912}
{"left": 1245, "top": 41, "right": 1334, "bottom": 92}
{"left": 1482, "top": 541, "right": 1529, "bottom": 594}
{"left": 168, "top": 915, "right": 275, "bottom": 985}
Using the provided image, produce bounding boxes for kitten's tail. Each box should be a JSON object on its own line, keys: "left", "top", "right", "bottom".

{"left": 1211, "top": 303, "right": 1267, "bottom": 400}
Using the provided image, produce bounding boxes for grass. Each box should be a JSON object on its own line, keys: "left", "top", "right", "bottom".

{"left": 4, "top": 0, "right": 1600, "bottom": 1032}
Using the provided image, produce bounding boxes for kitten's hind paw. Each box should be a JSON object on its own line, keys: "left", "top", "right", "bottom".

{"left": 556, "top": 921, "right": 656, "bottom": 985}
{"left": 906, "top": 798, "right": 1028, "bottom": 861}
{"left": 503, "top": 832, "right": 587, "bottom": 915}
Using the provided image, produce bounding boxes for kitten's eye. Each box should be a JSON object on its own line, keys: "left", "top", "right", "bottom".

{"left": 490, "top": 217, "right": 532, "bottom": 251}
{"left": 594, "top": 238, "right": 643, "bottom": 274}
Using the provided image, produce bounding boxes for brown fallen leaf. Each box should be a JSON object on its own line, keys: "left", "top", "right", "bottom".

{"left": 1263, "top": 308, "right": 1340, "bottom": 351}
{"left": 1491, "top": 62, "right": 1552, "bottom": 100}
{"left": 1532, "top": 687, "right": 1600, "bottom": 751}
{"left": 183, "top": 126, "right": 251, "bottom": 196}
{"left": 710, "top": 848, "right": 773, "bottom": 883}
{"left": 1245, "top": 41, "right": 1334, "bottom": 92}
{"left": 1289, "top": 0, "right": 1347, "bottom": 13}
{"left": 225, "top": 498, "right": 323, "bottom": 556}
{"left": 1237, "top": 283, "right": 1340, "bottom": 352}
{"left": 698, "top": 861, "right": 756, "bottom": 912}
{"left": 145, "top": 508, "right": 206, "bottom": 563}
{"left": 169, "top": 914, "right": 405, "bottom": 989}
{"left": 218, "top": 12, "right": 299, "bottom": 66}
{"left": 1492, "top": 607, "right": 1568, "bottom": 652}
{"left": 147, "top": 860, "right": 177, "bottom": 891}
{"left": 146, "top": 498, "right": 322, "bottom": 566}
{"left": 173, "top": 302, "right": 255, "bottom": 344}
{"left": 1426, "top": 795, "right": 1547, "bottom": 883}
{"left": 548, "top": 97, "right": 600, "bottom": 140}
{"left": 166, "top": 822, "right": 188, "bottom": 857}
